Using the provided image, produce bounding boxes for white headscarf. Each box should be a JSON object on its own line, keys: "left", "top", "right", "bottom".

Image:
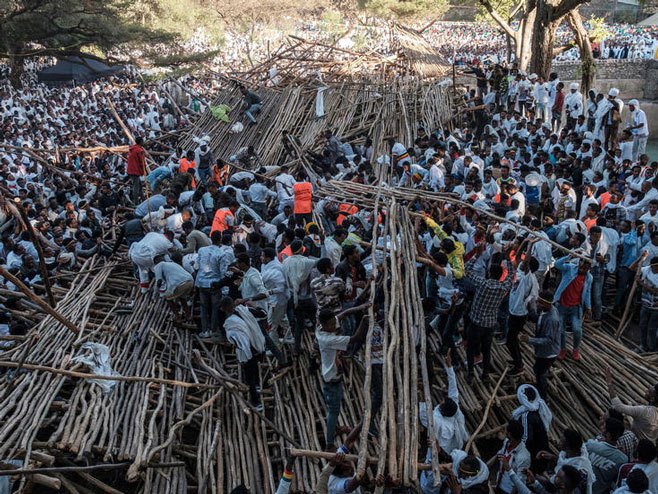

{"left": 512, "top": 384, "right": 553, "bottom": 433}
{"left": 553, "top": 445, "right": 595, "bottom": 494}
{"left": 450, "top": 450, "right": 490, "bottom": 489}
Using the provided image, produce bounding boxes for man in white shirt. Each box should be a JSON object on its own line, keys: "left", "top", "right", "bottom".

{"left": 315, "top": 303, "right": 369, "bottom": 448}
{"left": 565, "top": 83, "right": 583, "bottom": 131}
{"left": 533, "top": 75, "right": 550, "bottom": 122}
{"left": 627, "top": 99, "right": 649, "bottom": 161}
{"left": 275, "top": 165, "right": 296, "bottom": 213}
{"left": 324, "top": 228, "right": 347, "bottom": 267}
{"left": 153, "top": 260, "right": 194, "bottom": 321}
{"left": 496, "top": 419, "right": 532, "bottom": 494}
{"left": 507, "top": 257, "right": 539, "bottom": 374}
{"left": 248, "top": 176, "right": 277, "bottom": 219}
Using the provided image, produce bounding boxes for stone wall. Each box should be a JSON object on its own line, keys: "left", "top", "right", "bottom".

{"left": 552, "top": 59, "right": 651, "bottom": 82}
{"left": 553, "top": 59, "right": 658, "bottom": 102}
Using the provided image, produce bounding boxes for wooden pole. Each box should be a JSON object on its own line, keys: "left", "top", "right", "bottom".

{"left": 0, "top": 266, "right": 79, "bottom": 334}
{"left": 11, "top": 201, "right": 56, "bottom": 307}
{"left": 615, "top": 276, "right": 639, "bottom": 339}
{"left": 465, "top": 367, "right": 509, "bottom": 452}
{"left": 0, "top": 360, "right": 219, "bottom": 389}
{"left": 0, "top": 462, "right": 185, "bottom": 476}
{"left": 288, "top": 448, "right": 432, "bottom": 470}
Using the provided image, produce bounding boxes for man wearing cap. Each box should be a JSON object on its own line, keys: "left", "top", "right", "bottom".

{"left": 627, "top": 99, "right": 649, "bottom": 161}
{"left": 565, "top": 83, "right": 583, "bottom": 131}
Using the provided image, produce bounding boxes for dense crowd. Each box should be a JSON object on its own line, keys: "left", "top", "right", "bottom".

{"left": 109, "top": 20, "right": 658, "bottom": 74}
{"left": 1, "top": 38, "right": 658, "bottom": 494}
{"left": 424, "top": 22, "right": 658, "bottom": 65}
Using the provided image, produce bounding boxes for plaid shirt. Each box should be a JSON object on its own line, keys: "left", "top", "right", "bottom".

{"left": 467, "top": 258, "right": 514, "bottom": 328}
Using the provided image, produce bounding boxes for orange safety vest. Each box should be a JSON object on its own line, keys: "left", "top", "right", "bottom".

{"left": 277, "top": 243, "right": 305, "bottom": 262}
{"left": 211, "top": 208, "right": 234, "bottom": 234}
{"left": 337, "top": 204, "right": 358, "bottom": 226}
{"left": 584, "top": 217, "right": 597, "bottom": 231}
{"left": 599, "top": 192, "right": 611, "bottom": 210}
{"left": 212, "top": 163, "right": 231, "bottom": 186}
{"left": 180, "top": 158, "right": 197, "bottom": 188}
{"left": 293, "top": 182, "right": 313, "bottom": 214}
{"left": 493, "top": 194, "right": 511, "bottom": 207}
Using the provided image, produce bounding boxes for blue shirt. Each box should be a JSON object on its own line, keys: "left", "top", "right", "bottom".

{"left": 195, "top": 245, "right": 235, "bottom": 288}
{"left": 620, "top": 230, "right": 640, "bottom": 268}
{"left": 552, "top": 255, "right": 593, "bottom": 310}
{"left": 134, "top": 194, "right": 167, "bottom": 218}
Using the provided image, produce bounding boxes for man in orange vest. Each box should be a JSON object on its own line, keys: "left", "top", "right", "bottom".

{"left": 211, "top": 201, "right": 239, "bottom": 235}
{"left": 179, "top": 151, "right": 197, "bottom": 188}
{"left": 293, "top": 173, "right": 313, "bottom": 225}
{"left": 337, "top": 203, "right": 358, "bottom": 226}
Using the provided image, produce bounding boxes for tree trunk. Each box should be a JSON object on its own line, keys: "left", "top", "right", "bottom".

{"left": 529, "top": 1, "right": 560, "bottom": 78}
{"left": 516, "top": 9, "right": 536, "bottom": 71}
{"left": 566, "top": 9, "right": 595, "bottom": 96}
{"left": 9, "top": 54, "right": 23, "bottom": 89}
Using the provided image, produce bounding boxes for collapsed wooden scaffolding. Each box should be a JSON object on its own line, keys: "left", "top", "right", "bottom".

{"left": 1, "top": 30, "right": 656, "bottom": 494}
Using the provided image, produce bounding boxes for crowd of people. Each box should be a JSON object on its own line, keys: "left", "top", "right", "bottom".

{"left": 1, "top": 33, "right": 658, "bottom": 492}
{"left": 424, "top": 22, "right": 658, "bottom": 65}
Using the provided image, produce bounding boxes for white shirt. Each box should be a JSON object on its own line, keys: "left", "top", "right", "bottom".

{"left": 324, "top": 236, "right": 343, "bottom": 267}
{"left": 275, "top": 173, "right": 295, "bottom": 201}
{"left": 316, "top": 330, "right": 350, "bottom": 382}
{"left": 509, "top": 269, "right": 539, "bottom": 316}
{"left": 631, "top": 108, "right": 649, "bottom": 137}
{"left": 565, "top": 91, "right": 584, "bottom": 118}
{"left": 153, "top": 261, "right": 193, "bottom": 298}
{"left": 248, "top": 182, "right": 277, "bottom": 203}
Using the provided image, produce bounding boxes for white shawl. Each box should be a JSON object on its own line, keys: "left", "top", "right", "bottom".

{"left": 450, "top": 450, "right": 490, "bottom": 490}
{"left": 553, "top": 446, "right": 595, "bottom": 494}
{"left": 512, "top": 384, "right": 553, "bottom": 435}
{"left": 225, "top": 306, "right": 266, "bottom": 363}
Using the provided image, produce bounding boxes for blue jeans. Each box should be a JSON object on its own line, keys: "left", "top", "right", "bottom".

{"left": 558, "top": 304, "right": 583, "bottom": 351}
{"left": 322, "top": 380, "right": 344, "bottom": 448}
{"left": 147, "top": 167, "right": 171, "bottom": 190}
{"left": 198, "top": 167, "right": 211, "bottom": 186}
{"left": 591, "top": 267, "right": 605, "bottom": 321}
{"left": 245, "top": 103, "right": 262, "bottom": 123}
{"left": 639, "top": 306, "right": 658, "bottom": 351}
{"left": 614, "top": 266, "right": 634, "bottom": 309}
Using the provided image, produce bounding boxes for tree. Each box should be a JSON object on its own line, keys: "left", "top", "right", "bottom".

{"left": 0, "top": 0, "right": 172, "bottom": 86}
{"left": 477, "top": 0, "right": 589, "bottom": 77}
{"left": 362, "top": 0, "right": 448, "bottom": 19}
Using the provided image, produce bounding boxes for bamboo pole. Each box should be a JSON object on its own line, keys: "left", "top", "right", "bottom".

{"left": 289, "top": 448, "right": 431, "bottom": 470}
{"left": 0, "top": 361, "right": 219, "bottom": 389}
{"left": 0, "top": 266, "right": 79, "bottom": 334}
{"left": 0, "top": 462, "right": 185, "bottom": 476}
{"left": 464, "top": 367, "right": 509, "bottom": 452}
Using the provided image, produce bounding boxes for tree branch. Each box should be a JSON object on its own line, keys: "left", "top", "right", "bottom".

{"left": 477, "top": 0, "right": 518, "bottom": 39}
{"left": 554, "top": 0, "right": 588, "bottom": 20}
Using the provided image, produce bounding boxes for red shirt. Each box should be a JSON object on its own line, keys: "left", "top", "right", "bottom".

{"left": 560, "top": 273, "right": 585, "bottom": 307}
{"left": 553, "top": 91, "right": 565, "bottom": 112}
{"left": 126, "top": 144, "right": 146, "bottom": 176}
